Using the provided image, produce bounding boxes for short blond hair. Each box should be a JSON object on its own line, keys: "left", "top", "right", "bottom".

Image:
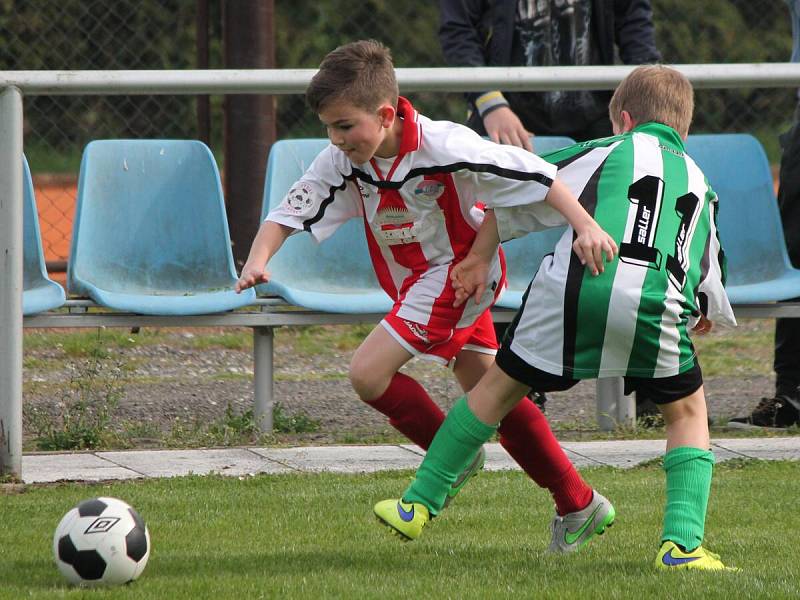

{"left": 306, "top": 39, "right": 399, "bottom": 113}
{"left": 609, "top": 65, "right": 694, "bottom": 138}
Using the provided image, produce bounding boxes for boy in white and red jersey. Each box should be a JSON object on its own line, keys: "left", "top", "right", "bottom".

{"left": 235, "top": 40, "right": 617, "bottom": 550}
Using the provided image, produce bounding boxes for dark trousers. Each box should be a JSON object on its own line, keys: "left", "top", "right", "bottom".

{"left": 775, "top": 110, "right": 800, "bottom": 396}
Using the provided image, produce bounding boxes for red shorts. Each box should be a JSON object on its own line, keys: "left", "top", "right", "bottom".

{"left": 382, "top": 309, "right": 499, "bottom": 366}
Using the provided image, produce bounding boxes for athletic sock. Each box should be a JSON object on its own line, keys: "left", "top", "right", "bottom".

{"left": 661, "top": 446, "right": 715, "bottom": 552}
{"left": 365, "top": 373, "right": 444, "bottom": 450}
{"left": 403, "top": 396, "right": 496, "bottom": 516}
{"left": 498, "top": 398, "right": 593, "bottom": 514}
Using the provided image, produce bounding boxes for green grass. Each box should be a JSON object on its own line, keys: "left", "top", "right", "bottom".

{"left": 0, "top": 462, "right": 797, "bottom": 599}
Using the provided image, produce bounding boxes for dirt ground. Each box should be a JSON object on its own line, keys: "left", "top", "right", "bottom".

{"left": 22, "top": 327, "right": 777, "bottom": 449}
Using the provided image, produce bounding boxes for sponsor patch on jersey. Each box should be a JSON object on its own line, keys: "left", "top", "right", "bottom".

{"left": 283, "top": 182, "right": 314, "bottom": 213}
{"left": 376, "top": 206, "right": 412, "bottom": 225}
{"left": 414, "top": 178, "right": 445, "bottom": 202}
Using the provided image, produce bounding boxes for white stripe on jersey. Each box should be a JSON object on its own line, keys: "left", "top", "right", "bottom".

{"left": 508, "top": 143, "right": 621, "bottom": 376}
{"left": 653, "top": 145, "right": 687, "bottom": 376}
{"left": 396, "top": 264, "right": 450, "bottom": 324}
{"left": 599, "top": 133, "right": 663, "bottom": 374}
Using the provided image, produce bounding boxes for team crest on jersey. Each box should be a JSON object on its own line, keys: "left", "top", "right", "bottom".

{"left": 414, "top": 178, "right": 445, "bottom": 201}
{"left": 284, "top": 183, "right": 314, "bottom": 213}
{"left": 403, "top": 320, "right": 430, "bottom": 344}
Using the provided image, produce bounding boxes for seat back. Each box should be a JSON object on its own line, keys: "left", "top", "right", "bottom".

{"left": 260, "top": 139, "right": 388, "bottom": 308}
{"left": 685, "top": 134, "right": 792, "bottom": 286}
{"left": 22, "top": 155, "right": 66, "bottom": 314}
{"left": 68, "top": 140, "right": 238, "bottom": 296}
{"left": 496, "top": 136, "right": 575, "bottom": 308}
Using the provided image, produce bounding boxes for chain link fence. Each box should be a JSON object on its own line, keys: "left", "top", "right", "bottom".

{"left": 0, "top": 0, "right": 794, "bottom": 270}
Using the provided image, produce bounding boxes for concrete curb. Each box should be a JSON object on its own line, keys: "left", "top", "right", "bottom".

{"left": 19, "top": 437, "right": 800, "bottom": 484}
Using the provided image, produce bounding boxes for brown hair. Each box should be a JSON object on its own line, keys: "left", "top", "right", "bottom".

{"left": 609, "top": 65, "right": 694, "bottom": 138}
{"left": 306, "top": 39, "right": 399, "bottom": 113}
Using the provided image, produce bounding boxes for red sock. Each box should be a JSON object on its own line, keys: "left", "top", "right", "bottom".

{"left": 498, "top": 397, "right": 593, "bottom": 515}
{"left": 365, "top": 373, "right": 445, "bottom": 450}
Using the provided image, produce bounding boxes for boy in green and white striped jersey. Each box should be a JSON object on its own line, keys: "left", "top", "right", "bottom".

{"left": 375, "top": 66, "right": 738, "bottom": 571}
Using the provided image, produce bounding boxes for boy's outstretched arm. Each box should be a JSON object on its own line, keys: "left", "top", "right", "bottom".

{"left": 544, "top": 178, "right": 618, "bottom": 276}
{"left": 234, "top": 221, "right": 295, "bottom": 293}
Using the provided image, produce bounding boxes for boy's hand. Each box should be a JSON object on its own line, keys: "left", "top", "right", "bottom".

{"left": 235, "top": 264, "right": 270, "bottom": 293}
{"left": 450, "top": 253, "right": 491, "bottom": 307}
{"left": 572, "top": 222, "right": 618, "bottom": 276}
{"left": 692, "top": 315, "right": 713, "bottom": 335}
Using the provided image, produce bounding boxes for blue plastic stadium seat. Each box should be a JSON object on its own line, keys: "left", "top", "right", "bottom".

{"left": 259, "top": 139, "right": 392, "bottom": 313}
{"left": 67, "top": 140, "right": 255, "bottom": 315}
{"left": 495, "top": 136, "right": 575, "bottom": 309}
{"left": 686, "top": 133, "right": 800, "bottom": 303}
{"left": 22, "top": 155, "right": 66, "bottom": 315}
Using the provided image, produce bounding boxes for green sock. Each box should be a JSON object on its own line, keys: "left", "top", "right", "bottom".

{"left": 661, "top": 446, "right": 715, "bottom": 552}
{"left": 402, "top": 396, "right": 496, "bottom": 516}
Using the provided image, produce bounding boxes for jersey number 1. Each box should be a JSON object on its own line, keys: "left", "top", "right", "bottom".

{"left": 619, "top": 175, "right": 701, "bottom": 292}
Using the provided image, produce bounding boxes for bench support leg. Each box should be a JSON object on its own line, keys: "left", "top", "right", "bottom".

{"left": 0, "top": 86, "right": 23, "bottom": 479}
{"left": 253, "top": 326, "right": 274, "bottom": 433}
{"left": 596, "top": 377, "right": 635, "bottom": 431}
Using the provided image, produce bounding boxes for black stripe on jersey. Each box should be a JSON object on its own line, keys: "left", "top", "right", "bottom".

{"left": 711, "top": 201, "right": 728, "bottom": 286}
{"left": 552, "top": 147, "right": 595, "bottom": 170}
{"left": 350, "top": 163, "right": 553, "bottom": 190}
{"left": 562, "top": 158, "right": 606, "bottom": 371}
{"left": 301, "top": 179, "right": 350, "bottom": 232}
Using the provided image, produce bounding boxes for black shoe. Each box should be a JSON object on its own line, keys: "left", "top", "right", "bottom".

{"left": 529, "top": 391, "right": 547, "bottom": 414}
{"left": 727, "top": 394, "right": 800, "bottom": 429}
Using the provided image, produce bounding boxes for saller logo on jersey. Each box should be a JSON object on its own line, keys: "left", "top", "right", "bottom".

{"left": 414, "top": 179, "right": 445, "bottom": 201}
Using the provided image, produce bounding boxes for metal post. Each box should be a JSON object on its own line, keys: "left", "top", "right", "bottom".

{"left": 222, "top": 0, "right": 276, "bottom": 269}
{"left": 596, "top": 377, "right": 633, "bottom": 431}
{"left": 253, "top": 326, "right": 274, "bottom": 432}
{"left": 0, "top": 86, "right": 24, "bottom": 478}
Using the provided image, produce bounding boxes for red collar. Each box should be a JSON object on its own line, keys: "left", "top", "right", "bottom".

{"left": 396, "top": 96, "right": 421, "bottom": 154}
{"left": 370, "top": 96, "right": 421, "bottom": 181}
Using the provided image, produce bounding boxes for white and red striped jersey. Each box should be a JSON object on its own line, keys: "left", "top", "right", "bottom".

{"left": 267, "top": 97, "right": 560, "bottom": 328}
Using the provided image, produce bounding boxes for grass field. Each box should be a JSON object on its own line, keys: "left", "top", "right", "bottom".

{"left": 1, "top": 461, "right": 798, "bottom": 599}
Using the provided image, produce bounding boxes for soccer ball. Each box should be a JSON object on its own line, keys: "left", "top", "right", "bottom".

{"left": 53, "top": 497, "right": 150, "bottom": 586}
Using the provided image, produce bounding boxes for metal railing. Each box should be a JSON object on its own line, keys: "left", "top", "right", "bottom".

{"left": 4, "top": 63, "right": 800, "bottom": 478}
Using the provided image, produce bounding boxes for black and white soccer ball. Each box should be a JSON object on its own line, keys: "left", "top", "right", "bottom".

{"left": 53, "top": 497, "right": 150, "bottom": 586}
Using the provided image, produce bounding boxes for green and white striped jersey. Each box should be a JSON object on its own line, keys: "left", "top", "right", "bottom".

{"left": 500, "top": 123, "right": 736, "bottom": 379}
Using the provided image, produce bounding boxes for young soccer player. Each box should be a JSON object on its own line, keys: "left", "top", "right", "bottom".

{"left": 375, "top": 65, "right": 739, "bottom": 571}
{"left": 235, "top": 39, "right": 618, "bottom": 551}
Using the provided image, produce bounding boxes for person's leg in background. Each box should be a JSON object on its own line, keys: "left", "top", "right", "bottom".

{"left": 773, "top": 111, "right": 800, "bottom": 422}
{"left": 729, "top": 112, "right": 800, "bottom": 429}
